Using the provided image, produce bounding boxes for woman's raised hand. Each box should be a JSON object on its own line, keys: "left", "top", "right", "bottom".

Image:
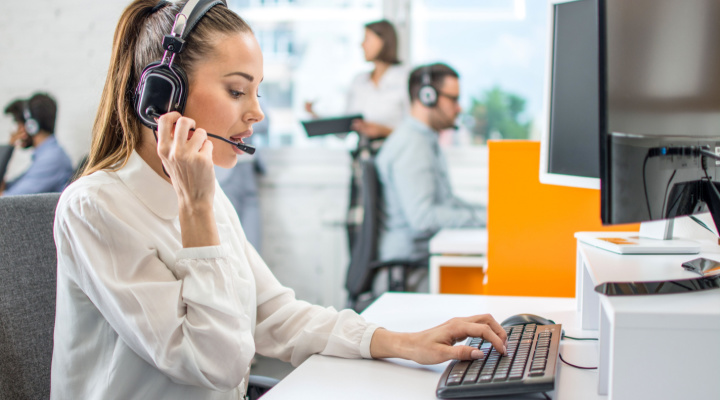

{"left": 155, "top": 112, "right": 216, "bottom": 207}
{"left": 155, "top": 112, "right": 220, "bottom": 248}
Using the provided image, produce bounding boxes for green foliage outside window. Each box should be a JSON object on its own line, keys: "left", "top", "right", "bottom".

{"left": 466, "top": 86, "right": 532, "bottom": 143}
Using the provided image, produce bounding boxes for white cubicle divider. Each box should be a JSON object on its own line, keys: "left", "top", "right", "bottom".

{"left": 575, "top": 234, "right": 720, "bottom": 400}
{"left": 428, "top": 229, "right": 488, "bottom": 294}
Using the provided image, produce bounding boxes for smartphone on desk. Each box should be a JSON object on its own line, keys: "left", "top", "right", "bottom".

{"left": 681, "top": 257, "right": 720, "bottom": 277}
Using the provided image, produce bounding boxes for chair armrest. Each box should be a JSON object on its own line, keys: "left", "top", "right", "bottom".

{"left": 368, "top": 256, "right": 427, "bottom": 271}
{"left": 247, "top": 375, "right": 280, "bottom": 400}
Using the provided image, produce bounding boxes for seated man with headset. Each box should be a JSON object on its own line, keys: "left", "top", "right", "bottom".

{"left": 2, "top": 92, "right": 74, "bottom": 196}
{"left": 375, "top": 63, "right": 485, "bottom": 291}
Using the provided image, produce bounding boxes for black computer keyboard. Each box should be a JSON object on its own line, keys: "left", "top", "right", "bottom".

{"left": 436, "top": 323, "right": 562, "bottom": 398}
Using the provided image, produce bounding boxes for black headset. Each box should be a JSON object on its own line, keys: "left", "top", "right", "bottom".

{"left": 134, "top": 0, "right": 227, "bottom": 129}
{"left": 417, "top": 66, "right": 438, "bottom": 108}
{"left": 22, "top": 100, "right": 40, "bottom": 136}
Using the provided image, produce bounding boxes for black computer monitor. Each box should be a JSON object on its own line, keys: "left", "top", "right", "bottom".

{"left": 539, "top": 0, "right": 600, "bottom": 190}
{"left": 599, "top": 0, "right": 720, "bottom": 236}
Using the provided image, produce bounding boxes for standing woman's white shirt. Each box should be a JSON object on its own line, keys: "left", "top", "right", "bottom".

{"left": 51, "top": 151, "right": 379, "bottom": 400}
{"left": 346, "top": 64, "right": 410, "bottom": 130}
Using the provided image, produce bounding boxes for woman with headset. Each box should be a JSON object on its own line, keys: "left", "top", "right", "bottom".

{"left": 51, "top": 1, "right": 507, "bottom": 399}
{"left": 306, "top": 20, "right": 409, "bottom": 248}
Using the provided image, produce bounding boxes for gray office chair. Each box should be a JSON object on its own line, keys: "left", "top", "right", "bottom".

{"left": 0, "top": 193, "right": 60, "bottom": 399}
{"left": 345, "top": 159, "right": 426, "bottom": 312}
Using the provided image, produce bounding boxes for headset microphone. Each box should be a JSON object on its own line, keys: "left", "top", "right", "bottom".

{"left": 146, "top": 107, "right": 256, "bottom": 155}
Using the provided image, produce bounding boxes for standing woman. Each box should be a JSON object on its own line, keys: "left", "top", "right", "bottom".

{"left": 51, "top": 1, "right": 506, "bottom": 399}
{"left": 308, "top": 20, "right": 409, "bottom": 249}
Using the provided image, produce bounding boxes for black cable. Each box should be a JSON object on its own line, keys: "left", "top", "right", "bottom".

{"left": 152, "top": 127, "right": 171, "bottom": 179}
{"left": 541, "top": 392, "right": 551, "bottom": 400}
{"left": 562, "top": 335, "right": 598, "bottom": 341}
{"left": 558, "top": 353, "right": 597, "bottom": 370}
{"left": 689, "top": 215, "right": 718, "bottom": 237}
{"left": 642, "top": 152, "right": 653, "bottom": 219}
{"left": 661, "top": 169, "right": 676, "bottom": 218}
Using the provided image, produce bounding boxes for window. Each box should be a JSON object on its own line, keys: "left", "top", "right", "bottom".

{"left": 409, "top": 0, "right": 548, "bottom": 145}
{"left": 230, "top": 0, "right": 549, "bottom": 147}
{"left": 230, "top": 0, "right": 383, "bottom": 148}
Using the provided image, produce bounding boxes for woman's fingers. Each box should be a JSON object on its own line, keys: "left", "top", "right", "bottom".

{"left": 155, "top": 113, "right": 210, "bottom": 159}
{"left": 186, "top": 128, "right": 209, "bottom": 153}
{"left": 441, "top": 317, "right": 506, "bottom": 357}
{"left": 463, "top": 314, "right": 508, "bottom": 343}
{"left": 156, "top": 112, "right": 182, "bottom": 158}
{"left": 450, "top": 345, "right": 485, "bottom": 361}
{"left": 172, "top": 116, "right": 195, "bottom": 150}
{"left": 458, "top": 322, "right": 507, "bottom": 356}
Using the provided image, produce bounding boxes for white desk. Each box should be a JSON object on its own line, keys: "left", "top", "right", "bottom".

{"left": 262, "top": 293, "right": 605, "bottom": 400}
{"left": 429, "top": 229, "right": 488, "bottom": 294}
{"left": 575, "top": 237, "right": 720, "bottom": 400}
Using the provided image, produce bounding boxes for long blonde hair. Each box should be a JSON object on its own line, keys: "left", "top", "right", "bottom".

{"left": 82, "top": 0, "right": 251, "bottom": 177}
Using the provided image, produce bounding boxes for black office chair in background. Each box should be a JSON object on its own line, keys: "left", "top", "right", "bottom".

{"left": 345, "top": 158, "right": 427, "bottom": 312}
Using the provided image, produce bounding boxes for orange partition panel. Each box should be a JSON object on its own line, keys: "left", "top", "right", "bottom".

{"left": 439, "top": 266, "right": 485, "bottom": 295}
{"left": 486, "top": 140, "right": 639, "bottom": 297}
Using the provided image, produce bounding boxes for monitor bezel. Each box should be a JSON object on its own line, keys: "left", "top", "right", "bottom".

{"left": 539, "top": 0, "right": 601, "bottom": 190}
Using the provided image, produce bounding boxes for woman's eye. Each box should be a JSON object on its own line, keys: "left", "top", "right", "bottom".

{"left": 229, "top": 90, "right": 244, "bottom": 99}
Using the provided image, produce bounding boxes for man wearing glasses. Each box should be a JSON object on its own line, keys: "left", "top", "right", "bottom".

{"left": 374, "top": 63, "right": 485, "bottom": 292}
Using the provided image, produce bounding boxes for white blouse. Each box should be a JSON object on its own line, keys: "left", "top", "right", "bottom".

{"left": 346, "top": 64, "right": 410, "bottom": 129}
{"left": 51, "top": 151, "right": 379, "bottom": 400}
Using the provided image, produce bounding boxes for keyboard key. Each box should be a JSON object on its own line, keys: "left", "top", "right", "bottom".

{"left": 478, "top": 374, "right": 493, "bottom": 383}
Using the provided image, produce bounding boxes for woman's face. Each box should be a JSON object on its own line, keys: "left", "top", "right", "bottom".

{"left": 184, "top": 32, "right": 264, "bottom": 169}
{"left": 361, "top": 28, "right": 384, "bottom": 62}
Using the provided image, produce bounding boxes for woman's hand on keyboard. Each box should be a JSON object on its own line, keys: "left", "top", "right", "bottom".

{"left": 369, "top": 314, "right": 508, "bottom": 365}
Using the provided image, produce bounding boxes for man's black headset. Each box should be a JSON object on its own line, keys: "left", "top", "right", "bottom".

{"left": 417, "top": 66, "right": 438, "bottom": 108}
{"left": 134, "top": 0, "right": 255, "bottom": 154}
{"left": 22, "top": 100, "right": 40, "bottom": 136}
{"left": 417, "top": 65, "right": 458, "bottom": 129}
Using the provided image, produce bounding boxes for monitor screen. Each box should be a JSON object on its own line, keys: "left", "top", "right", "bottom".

{"left": 539, "top": 0, "right": 600, "bottom": 190}
{"left": 600, "top": 0, "right": 720, "bottom": 226}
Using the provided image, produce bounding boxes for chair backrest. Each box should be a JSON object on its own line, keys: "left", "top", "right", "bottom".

{"left": 0, "top": 193, "right": 60, "bottom": 399}
{"left": 0, "top": 145, "right": 14, "bottom": 183}
{"left": 345, "top": 158, "right": 382, "bottom": 302}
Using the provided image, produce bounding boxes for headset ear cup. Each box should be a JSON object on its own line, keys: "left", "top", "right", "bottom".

{"left": 24, "top": 118, "right": 40, "bottom": 135}
{"left": 419, "top": 84, "right": 438, "bottom": 108}
{"left": 134, "top": 62, "right": 188, "bottom": 128}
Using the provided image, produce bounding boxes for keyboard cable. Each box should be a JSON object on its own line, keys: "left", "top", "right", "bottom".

{"left": 559, "top": 334, "right": 598, "bottom": 370}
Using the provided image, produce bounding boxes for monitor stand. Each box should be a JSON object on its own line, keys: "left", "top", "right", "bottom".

{"left": 578, "top": 178, "right": 720, "bottom": 254}
{"left": 575, "top": 219, "right": 702, "bottom": 255}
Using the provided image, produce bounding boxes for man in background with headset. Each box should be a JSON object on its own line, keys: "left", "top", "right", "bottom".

{"left": 375, "top": 63, "right": 486, "bottom": 291}
{"left": 1, "top": 92, "right": 73, "bottom": 196}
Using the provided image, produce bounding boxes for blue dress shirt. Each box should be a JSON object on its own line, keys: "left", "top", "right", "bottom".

{"left": 375, "top": 117, "right": 485, "bottom": 261}
{"left": 4, "top": 136, "right": 73, "bottom": 196}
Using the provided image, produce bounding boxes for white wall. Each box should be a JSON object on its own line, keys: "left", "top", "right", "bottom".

{"left": 0, "top": 0, "right": 128, "bottom": 167}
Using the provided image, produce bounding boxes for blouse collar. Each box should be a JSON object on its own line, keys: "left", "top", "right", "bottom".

{"left": 115, "top": 150, "right": 179, "bottom": 220}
